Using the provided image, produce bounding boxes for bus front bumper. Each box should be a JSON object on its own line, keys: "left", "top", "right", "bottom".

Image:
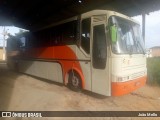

{"left": 111, "top": 76, "right": 147, "bottom": 96}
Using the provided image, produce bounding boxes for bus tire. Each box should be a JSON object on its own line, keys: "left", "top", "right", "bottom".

{"left": 68, "top": 71, "right": 82, "bottom": 92}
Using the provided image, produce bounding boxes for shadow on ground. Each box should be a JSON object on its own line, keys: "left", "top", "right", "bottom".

{"left": 0, "top": 61, "right": 18, "bottom": 111}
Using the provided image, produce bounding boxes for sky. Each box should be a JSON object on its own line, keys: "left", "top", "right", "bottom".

{"left": 0, "top": 10, "right": 160, "bottom": 48}
{"left": 0, "top": 26, "right": 28, "bottom": 47}
{"left": 0, "top": 26, "right": 21, "bottom": 46}
{"left": 132, "top": 10, "right": 160, "bottom": 48}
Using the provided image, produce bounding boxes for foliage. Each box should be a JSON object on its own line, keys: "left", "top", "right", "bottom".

{"left": 147, "top": 57, "right": 160, "bottom": 85}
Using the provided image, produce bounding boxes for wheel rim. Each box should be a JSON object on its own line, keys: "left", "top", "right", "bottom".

{"left": 72, "top": 75, "right": 79, "bottom": 87}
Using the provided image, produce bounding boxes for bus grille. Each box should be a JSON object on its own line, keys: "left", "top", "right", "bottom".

{"left": 130, "top": 71, "right": 145, "bottom": 80}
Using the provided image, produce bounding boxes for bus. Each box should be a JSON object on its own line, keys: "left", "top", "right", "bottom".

{"left": 7, "top": 10, "right": 147, "bottom": 96}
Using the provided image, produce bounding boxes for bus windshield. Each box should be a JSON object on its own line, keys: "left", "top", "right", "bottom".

{"left": 109, "top": 16, "right": 145, "bottom": 54}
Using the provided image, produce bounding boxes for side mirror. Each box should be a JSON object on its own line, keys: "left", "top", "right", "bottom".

{"left": 110, "top": 25, "right": 117, "bottom": 43}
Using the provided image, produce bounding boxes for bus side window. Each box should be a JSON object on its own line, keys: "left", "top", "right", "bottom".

{"left": 62, "top": 21, "right": 76, "bottom": 44}
{"left": 81, "top": 18, "right": 91, "bottom": 54}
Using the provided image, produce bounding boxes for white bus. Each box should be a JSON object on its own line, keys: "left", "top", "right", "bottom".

{"left": 7, "top": 10, "right": 147, "bottom": 96}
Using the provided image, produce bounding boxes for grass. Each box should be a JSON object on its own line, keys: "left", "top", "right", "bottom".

{"left": 147, "top": 57, "right": 160, "bottom": 85}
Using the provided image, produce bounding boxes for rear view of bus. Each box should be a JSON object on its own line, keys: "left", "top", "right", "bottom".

{"left": 108, "top": 12, "right": 147, "bottom": 96}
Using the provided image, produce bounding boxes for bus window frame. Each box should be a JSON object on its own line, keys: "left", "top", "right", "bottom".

{"left": 79, "top": 17, "right": 91, "bottom": 58}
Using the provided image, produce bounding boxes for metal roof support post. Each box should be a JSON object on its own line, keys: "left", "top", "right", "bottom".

{"left": 2, "top": 26, "right": 6, "bottom": 61}
{"left": 142, "top": 12, "right": 146, "bottom": 44}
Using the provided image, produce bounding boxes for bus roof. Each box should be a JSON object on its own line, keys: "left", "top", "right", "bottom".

{"left": 38, "top": 10, "right": 139, "bottom": 31}
{"left": 81, "top": 10, "right": 139, "bottom": 24}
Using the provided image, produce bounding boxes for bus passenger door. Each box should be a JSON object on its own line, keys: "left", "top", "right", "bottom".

{"left": 91, "top": 22, "right": 111, "bottom": 96}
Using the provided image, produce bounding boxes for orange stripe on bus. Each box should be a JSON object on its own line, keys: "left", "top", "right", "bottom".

{"left": 111, "top": 76, "right": 147, "bottom": 96}
{"left": 23, "top": 45, "right": 85, "bottom": 89}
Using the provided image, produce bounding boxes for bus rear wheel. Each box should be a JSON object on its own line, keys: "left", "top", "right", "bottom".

{"left": 68, "top": 71, "right": 82, "bottom": 92}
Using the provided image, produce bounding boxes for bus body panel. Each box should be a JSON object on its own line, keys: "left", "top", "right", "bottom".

{"left": 111, "top": 54, "right": 147, "bottom": 96}
{"left": 111, "top": 55, "right": 147, "bottom": 81}
{"left": 19, "top": 60, "right": 63, "bottom": 83}
{"left": 69, "top": 45, "right": 92, "bottom": 91}
{"left": 19, "top": 45, "right": 86, "bottom": 88}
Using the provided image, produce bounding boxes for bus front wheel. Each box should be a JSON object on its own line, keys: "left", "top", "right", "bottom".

{"left": 68, "top": 71, "right": 82, "bottom": 92}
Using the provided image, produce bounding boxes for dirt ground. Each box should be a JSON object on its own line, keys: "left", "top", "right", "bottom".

{"left": 0, "top": 62, "right": 160, "bottom": 120}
